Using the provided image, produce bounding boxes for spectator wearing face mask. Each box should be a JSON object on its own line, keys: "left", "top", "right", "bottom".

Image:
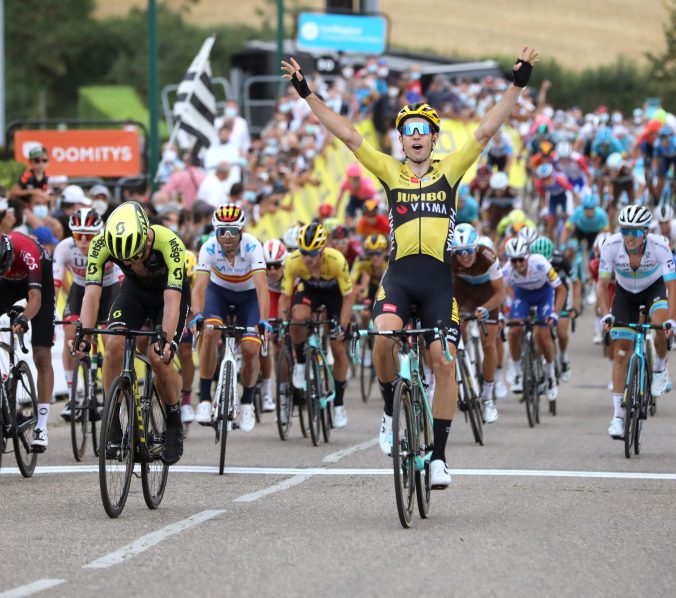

{"left": 10, "top": 145, "right": 50, "bottom": 203}
{"left": 23, "top": 184, "right": 63, "bottom": 240}
{"left": 89, "top": 184, "right": 112, "bottom": 219}
{"left": 215, "top": 100, "right": 250, "bottom": 155}
{"left": 156, "top": 143, "right": 185, "bottom": 184}
{"left": 54, "top": 185, "right": 92, "bottom": 239}
{"left": 204, "top": 120, "right": 243, "bottom": 184}
{"left": 161, "top": 151, "right": 205, "bottom": 209}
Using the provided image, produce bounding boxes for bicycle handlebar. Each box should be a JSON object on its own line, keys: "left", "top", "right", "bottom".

{"left": 0, "top": 309, "right": 30, "bottom": 354}
{"left": 350, "top": 324, "right": 452, "bottom": 365}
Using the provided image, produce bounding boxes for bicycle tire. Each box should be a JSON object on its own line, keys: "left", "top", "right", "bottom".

{"left": 253, "top": 383, "right": 262, "bottom": 424}
{"left": 305, "top": 353, "right": 321, "bottom": 446}
{"left": 646, "top": 340, "right": 657, "bottom": 416}
{"left": 275, "top": 345, "right": 293, "bottom": 441}
{"left": 99, "top": 377, "right": 134, "bottom": 518}
{"left": 12, "top": 361, "right": 38, "bottom": 478}
{"left": 392, "top": 379, "right": 416, "bottom": 529}
{"left": 462, "top": 359, "right": 484, "bottom": 446}
{"left": 219, "top": 361, "right": 234, "bottom": 475}
{"left": 297, "top": 392, "right": 309, "bottom": 438}
{"left": 141, "top": 383, "right": 169, "bottom": 509}
{"left": 533, "top": 352, "right": 543, "bottom": 425}
{"left": 359, "top": 339, "right": 375, "bottom": 403}
{"left": 91, "top": 377, "right": 100, "bottom": 458}
{"left": 471, "top": 335, "right": 483, "bottom": 388}
{"left": 70, "top": 358, "right": 89, "bottom": 462}
{"left": 623, "top": 357, "right": 641, "bottom": 459}
{"left": 319, "top": 355, "right": 333, "bottom": 443}
{"left": 522, "top": 347, "right": 536, "bottom": 428}
{"left": 414, "top": 385, "right": 432, "bottom": 519}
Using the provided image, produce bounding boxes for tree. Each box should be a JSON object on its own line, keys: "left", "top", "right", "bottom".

{"left": 647, "top": 0, "right": 676, "bottom": 110}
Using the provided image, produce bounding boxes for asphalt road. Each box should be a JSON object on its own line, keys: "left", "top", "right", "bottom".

{"left": 2, "top": 310, "right": 676, "bottom": 598}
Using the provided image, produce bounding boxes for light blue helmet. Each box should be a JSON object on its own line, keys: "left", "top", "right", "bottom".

{"left": 458, "top": 184, "right": 470, "bottom": 200}
{"left": 581, "top": 192, "right": 599, "bottom": 209}
{"left": 452, "top": 223, "right": 478, "bottom": 248}
{"left": 595, "top": 127, "right": 613, "bottom": 145}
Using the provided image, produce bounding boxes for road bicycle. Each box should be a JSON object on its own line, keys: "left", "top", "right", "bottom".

{"left": 0, "top": 309, "right": 38, "bottom": 477}
{"left": 612, "top": 308, "right": 667, "bottom": 458}
{"left": 290, "top": 310, "right": 336, "bottom": 447}
{"left": 74, "top": 323, "right": 169, "bottom": 518}
{"left": 275, "top": 320, "right": 308, "bottom": 441}
{"left": 352, "top": 304, "right": 376, "bottom": 403}
{"left": 352, "top": 310, "right": 451, "bottom": 529}
{"left": 56, "top": 319, "right": 105, "bottom": 461}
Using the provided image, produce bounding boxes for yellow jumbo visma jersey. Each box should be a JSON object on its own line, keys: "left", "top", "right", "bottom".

{"left": 353, "top": 135, "right": 483, "bottom": 264}
{"left": 281, "top": 248, "right": 352, "bottom": 296}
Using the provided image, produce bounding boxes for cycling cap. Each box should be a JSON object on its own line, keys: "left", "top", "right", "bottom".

{"left": 104, "top": 201, "right": 149, "bottom": 261}
{"left": 618, "top": 205, "right": 651, "bottom": 228}
{"left": 654, "top": 204, "right": 674, "bottom": 223}
{"left": 581, "top": 192, "right": 599, "bottom": 209}
{"left": 363, "top": 234, "right": 388, "bottom": 252}
{"left": 69, "top": 207, "right": 102, "bottom": 233}
{"left": 212, "top": 203, "right": 246, "bottom": 229}
{"left": 505, "top": 237, "right": 529, "bottom": 259}
{"left": 529, "top": 237, "right": 553, "bottom": 260}
{"left": 489, "top": 172, "right": 509, "bottom": 190}
{"left": 263, "top": 239, "right": 288, "bottom": 264}
{"left": 535, "top": 163, "right": 554, "bottom": 179}
{"left": 298, "top": 222, "right": 327, "bottom": 252}
{"left": 395, "top": 103, "right": 440, "bottom": 132}
{"left": 452, "top": 223, "right": 478, "bottom": 248}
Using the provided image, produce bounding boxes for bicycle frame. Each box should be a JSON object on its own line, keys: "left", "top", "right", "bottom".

{"left": 306, "top": 324, "right": 336, "bottom": 408}
{"left": 213, "top": 331, "right": 239, "bottom": 425}
{"left": 0, "top": 327, "right": 30, "bottom": 442}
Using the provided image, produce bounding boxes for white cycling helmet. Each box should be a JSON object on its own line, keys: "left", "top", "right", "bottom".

{"left": 518, "top": 226, "right": 539, "bottom": 245}
{"left": 654, "top": 204, "right": 674, "bottom": 223}
{"left": 556, "top": 141, "right": 573, "bottom": 159}
{"left": 618, "top": 204, "right": 651, "bottom": 228}
{"left": 263, "top": 239, "right": 288, "bottom": 265}
{"left": 505, "top": 236, "right": 529, "bottom": 259}
{"left": 593, "top": 231, "right": 611, "bottom": 254}
{"left": 477, "top": 235, "right": 494, "bottom": 249}
{"left": 451, "top": 223, "right": 478, "bottom": 249}
{"left": 282, "top": 224, "right": 301, "bottom": 250}
{"left": 489, "top": 171, "right": 509, "bottom": 190}
{"left": 606, "top": 152, "right": 624, "bottom": 171}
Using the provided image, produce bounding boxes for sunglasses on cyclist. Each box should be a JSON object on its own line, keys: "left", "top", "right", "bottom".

{"left": 620, "top": 227, "right": 646, "bottom": 238}
{"left": 401, "top": 122, "right": 433, "bottom": 136}
{"left": 216, "top": 225, "right": 241, "bottom": 238}
{"left": 453, "top": 247, "right": 475, "bottom": 257}
{"left": 72, "top": 232, "right": 97, "bottom": 242}
{"left": 266, "top": 263, "right": 283, "bottom": 271}
{"left": 300, "top": 248, "right": 322, "bottom": 257}
{"left": 510, "top": 257, "right": 526, "bottom": 264}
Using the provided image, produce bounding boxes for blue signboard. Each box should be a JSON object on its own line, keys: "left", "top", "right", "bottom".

{"left": 297, "top": 12, "right": 387, "bottom": 55}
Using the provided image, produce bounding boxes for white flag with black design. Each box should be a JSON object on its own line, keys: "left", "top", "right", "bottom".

{"left": 173, "top": 35, "right": 217, "bottom": 152}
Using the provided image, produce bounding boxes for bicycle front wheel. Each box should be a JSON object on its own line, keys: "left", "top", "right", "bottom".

{"left": 392, "top": 380, "right": 416, "bottom": 529}
{"left": 141, "top": 383, "right": 169, "bottom": 509}
{"left": 623, "top": 357, "right": 641, "bottom": 459}
{"left": 414, "top": 386, "right": 432, "bottom": 519}
{"left": 218, "top": 361, "right": 234, "bottom": 475}
{"left": 305, "top": 354, "right": 321, "bottom": 446}
{"left": 462, "top": 360, "right": 484, "bottom": 446}
{"left": 360, "top": 338, "right": 375, "bottom": 403}
{"left": 276, "top": 345, "right": 293, "bottom": 441}
{"left": 319, "top": 355, "right": 333, "bottom": 444}
{"left": 70, "top": 358, "right": 90, "bottom": 462}
{"left": 522, "top": 347, "right": 536, "bottom": 428}
{"left": 13, "top": 361, "right": 38, "bottom": 478}
{"left": 99, "top": 377, "right": 135, "bottom": 518}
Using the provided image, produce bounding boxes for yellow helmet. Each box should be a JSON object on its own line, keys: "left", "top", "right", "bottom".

{"left": 297, "top": 222, "right": 327, "bottom": 253}
{"left": 395, "top": 103, "right": 440, "bottom": 132}
{"left": 185, "top": 250, "right": 197, "bottom": 279}
{"left": 104, "top": 201, "right": 149, "bottom": 260}
{"left": 364, "top": 234, "right": 388, "bottom": 252}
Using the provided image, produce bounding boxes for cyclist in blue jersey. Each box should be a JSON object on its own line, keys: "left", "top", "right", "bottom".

{"left": 654, "top": 125, "right": 676, "bottom": 202}
{"left": 591, "top": 127, "right": 626, "bottom": 166}
{"left": 560, "top": 192, "right": 609, "bottom": 250}
{"left": 455, "top": 184, "right": 480, "bottom": 227}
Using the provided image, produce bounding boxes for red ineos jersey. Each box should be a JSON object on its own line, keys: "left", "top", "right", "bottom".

{"left": 2, "top": 232, "right": 48, "bottom": 289}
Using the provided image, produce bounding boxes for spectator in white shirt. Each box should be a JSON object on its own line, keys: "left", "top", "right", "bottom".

{"left": 196, "top": 162, "right": 233, "bottom": 207}
{"left": 215, "top": 100, "right": 250, "bottom": 155}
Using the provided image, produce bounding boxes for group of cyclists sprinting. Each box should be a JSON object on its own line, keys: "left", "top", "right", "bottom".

{"left": 2, "top": 46, "right": 675, "bottom": 510}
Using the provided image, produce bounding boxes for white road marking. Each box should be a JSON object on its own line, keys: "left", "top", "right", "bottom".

{"left": 82, "top": 509, "right": 224, "bottom": 569}
{"left": 233, "top": 474, "right": 312, "bottom": 502}
{"left": 322, "top": 438, "right": 379, "bottom": 463}
{"left": 3, "top": 465, "right": 676, "bottom": 481}
{"left": 0, "top": 579, "right": 66, "bottom": 598}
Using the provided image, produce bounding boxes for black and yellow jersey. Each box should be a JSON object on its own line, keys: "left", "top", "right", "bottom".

{"left": 282, "top": 248, "right": 352, "bottom": 297}
{"left": 351, "top": 256, "right": 388, "bottom": 283}
{"left": 86, "top": 225, "right": 186, "bottom": 292}
{"left": 353, "top": 135, "right": 483, "bottom": 264}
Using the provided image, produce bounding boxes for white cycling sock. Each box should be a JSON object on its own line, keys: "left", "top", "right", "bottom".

{"left": 482, "top": 381, "right": 494, "bottom": 401}
{"left": 612, "top": 393, "right": 624, "bottom": 418}
{"left": 547, "top": 361, "right": 556, "bottom": 379}
{"left": 654, "top": 355, "right": 667, "bottom": 372}
{"left": 562, "top": 351, "right": 569, "bottom": 363}
{"left": 37, "top": 404, "right": 50, "bottom": 430}
{"left": 495, "top": 367, "right": 504, "bottom": 382}
{"left": 65, "top": 370, "right": 73, "bottom": 387}
{"left": 514, "top": 360, "right": 522, "bottom": 375}
{"left": 262, "top": 378, "right": 273, "bottom": 396}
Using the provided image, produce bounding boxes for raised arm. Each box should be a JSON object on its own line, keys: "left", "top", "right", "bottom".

{"left": 281, "top": 58, "right": 363, "bottom": 152}
{"left": 474, "top": 47, "right": 539, "bottom": 147}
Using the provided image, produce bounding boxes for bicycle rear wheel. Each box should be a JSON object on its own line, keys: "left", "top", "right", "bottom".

{"left": 462, "top": 360, "right": 484, "bottom": 446}
{"left": 305, "top": 354, "right": 321, "bottom": 446}
{"left": 99, "top": 377, "right": 134, "bottom": 518}
{"left": 360, "top": 338, "right": 375, "bottom": 403}
{"left": 141, "top": 383, "right": 169, "bottom": 509}
{"left": 392, "top": 380, "right": 416, "bottom": 529}
{"left": 253, "top": 382, "right": 262, "bottom": 423}
{"left": 276, "top": 345, "right": 293, "bottom": 440}
{"left": 12, "top": 361, "right": 38, "bottom": 478}
{"left": 414, "top": 387, "right": 432, "bottom": 519}
{"left": 623, "top": 358, "right": 641, "bottom": 459}
{"left": 319, "top": 356, "right": 333, "bottom": 443}
{"left": 70, "top": 358, "right": 89, "bottom": 462}
{"left": 218, "top": 361, "right": 234, "bottom": 475}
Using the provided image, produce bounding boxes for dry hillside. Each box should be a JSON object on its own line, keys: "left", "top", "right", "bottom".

{"left": 96, "top": 0, "right": 667, "bottom": 69}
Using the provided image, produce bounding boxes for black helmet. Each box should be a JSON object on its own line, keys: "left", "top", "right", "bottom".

{"left": 0, "top": 234, "right": 14, "bottom": 274}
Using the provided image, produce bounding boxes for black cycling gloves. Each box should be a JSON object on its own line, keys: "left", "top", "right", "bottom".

{"left": 512, "top": 58, "right": 533, "bottom": 88}
{"left": 290, "top": 69, "right": 312, "bottom": 98}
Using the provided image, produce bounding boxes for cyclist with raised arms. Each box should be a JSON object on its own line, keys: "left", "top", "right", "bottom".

{"left": 598, "top": 205, "right": 676, "bottom": 440}
{"left": 282, "top": 46, "right": 538, "bottom": 488}
{"left": 76, "top": 201, "right": 190, "bottom": 465}
{"left": 279, "top": 222, "right": 354, "bottom": 428}
{"left": 503, "top": 236, "right": 566, "bottom": 401}
{"left": 53, "top": 208, "right": 121, "bottom": 420}
{"left": 451, "top": 223, "right": 504, "bottom": 423}
{"left": 190, "top": 204, "right": 270, "bottom": 432}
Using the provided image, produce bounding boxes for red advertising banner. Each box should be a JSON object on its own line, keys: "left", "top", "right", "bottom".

{"left": 14, "top": 129, "right": 142, "bottom": 177}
